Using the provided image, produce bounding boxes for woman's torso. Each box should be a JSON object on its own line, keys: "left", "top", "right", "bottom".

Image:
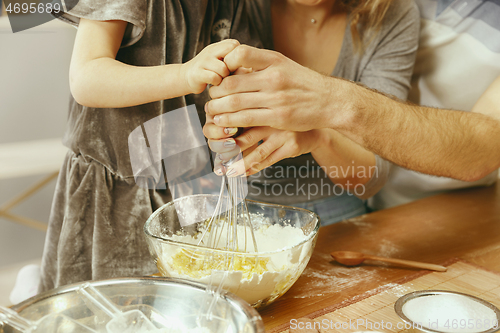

{"left": 245, "top": 0, "right": 420, "bottom": 205}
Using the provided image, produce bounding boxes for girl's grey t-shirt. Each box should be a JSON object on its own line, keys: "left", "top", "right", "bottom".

{"left": 55, "top": 0, "right": 260, "bottom": 179}
{"left": 245, "top": 0, "right": 420, "bottom": 204}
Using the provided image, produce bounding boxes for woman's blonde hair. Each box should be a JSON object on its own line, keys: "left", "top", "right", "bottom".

{"left": 342, "top": 0, "right": 394, "bottom": 50}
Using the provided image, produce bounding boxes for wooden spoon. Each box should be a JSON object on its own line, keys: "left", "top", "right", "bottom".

{"left": 330, "top": 251, "right": 447, "bottom": 272}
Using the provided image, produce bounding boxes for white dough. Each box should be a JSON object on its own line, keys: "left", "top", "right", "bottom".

{"left": 158, "top": 221, "right": 311, "bottom": 305}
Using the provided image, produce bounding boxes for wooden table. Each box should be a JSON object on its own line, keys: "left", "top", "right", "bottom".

{"left": 259, "top": 182, "right": 500, "bottom": 331}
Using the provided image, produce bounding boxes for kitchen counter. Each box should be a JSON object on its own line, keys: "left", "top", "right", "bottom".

{"left": 259, "top": 182, "right": 500, "bottom": 331}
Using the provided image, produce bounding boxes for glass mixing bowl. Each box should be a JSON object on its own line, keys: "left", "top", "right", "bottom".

{"left": 144, "top": 194, "right": 320, "bottom": 309}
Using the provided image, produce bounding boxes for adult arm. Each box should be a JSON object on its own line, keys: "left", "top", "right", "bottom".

{"left": 207, "top": 1, "right": 419, "bottom": 194}
{"left": 206, "top": 46, "right": 500, "bottom": 182}
{"left": 70, "top": 19, "right": 238, "bottom": 108}
{"left": 332, "top": 77, "right": 500, "bottom": 182}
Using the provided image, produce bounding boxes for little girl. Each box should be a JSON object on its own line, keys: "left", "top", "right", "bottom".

{"left": 39, "top": 0, "right": 259, "bottom": 292}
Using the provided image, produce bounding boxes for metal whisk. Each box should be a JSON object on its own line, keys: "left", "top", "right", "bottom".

{"left": 197, "top": 157, "right": 259, "bottom": 257}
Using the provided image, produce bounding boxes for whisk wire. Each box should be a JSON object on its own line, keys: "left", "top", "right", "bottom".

{"left": 196, "top": 158, "right": 259, "bottom": 271}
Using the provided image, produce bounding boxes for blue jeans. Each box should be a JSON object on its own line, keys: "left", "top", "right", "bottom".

{"left": 289, "top": 193, "right": 367, "bottom": 227}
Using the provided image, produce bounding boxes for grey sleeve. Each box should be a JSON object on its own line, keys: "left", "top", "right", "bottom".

{"left": 55, "top": 0, "right": 147, "bottom": 47}
{"left": 359, "top": 0, "right": 420, "bottom": 100}
{"left": 357, "top": 0, "right": 420, "bottom": 198}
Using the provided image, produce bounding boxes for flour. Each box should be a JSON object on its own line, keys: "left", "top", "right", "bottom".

{"left": 296, "top": 262, "right": 384, "bottom": 299}
{"left": 346, "top": 215, "right": 372, "bottom": 228}
{"left": 403, "top": 294, "right": 498, "bottom": 333}
{"left": 382, "top": 283, "right": 415, "bottom": 297}
{"left": 377, "top": 239, "right": 399, "bottom": 258}
{"left": 157, "top": 220, "right": 312, "bottom": 305}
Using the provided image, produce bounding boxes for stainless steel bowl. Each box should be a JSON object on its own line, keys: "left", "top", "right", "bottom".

{"left": 3, "top": 277, "right": 265, "bottom": 333}
{"left": 395, "top": 290, "right": 500, "bottom": 333}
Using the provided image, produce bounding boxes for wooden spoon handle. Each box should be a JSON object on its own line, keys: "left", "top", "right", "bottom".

{"left": 364, "top": 255, "right": 447, "bottom": 272}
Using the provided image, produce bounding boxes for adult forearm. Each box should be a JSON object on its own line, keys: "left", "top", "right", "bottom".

{"left": 70, "top": 60, "right": 190, "bottom": 108}
{"left": 311, "top": 129, "right": 376, "bottom": 190}
{"left": 329, "top": 79, "right": 500, "bottom": 181}
{"left": 206, "top": 45, "right": 499, "bottom": 181}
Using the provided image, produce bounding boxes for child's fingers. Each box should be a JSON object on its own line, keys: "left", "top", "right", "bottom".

{"left": 200, "top": 69, "right": 223, "bottom": 87}
{"left": 205, "top": 59, "right": 230, "bottom": 80}
{"left": 207, "top": 39, "right": 240, "bottom": 59}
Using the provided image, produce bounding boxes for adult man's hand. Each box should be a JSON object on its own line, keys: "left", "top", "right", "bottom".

{"left": 206, "top": 45, "right": 343, "bottom": 132}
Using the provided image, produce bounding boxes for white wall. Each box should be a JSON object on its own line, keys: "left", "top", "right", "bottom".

{"left": 0, "top": 16, "right": 76, "bottom": 267}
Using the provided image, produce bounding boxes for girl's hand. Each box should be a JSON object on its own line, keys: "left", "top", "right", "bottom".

{"left": 181, "top": 39, "right": 240, "bottom": 94}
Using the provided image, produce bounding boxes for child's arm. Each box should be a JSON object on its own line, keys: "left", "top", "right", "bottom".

{"left": 69, "top": 19, "right": 239, "bottom": 108}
